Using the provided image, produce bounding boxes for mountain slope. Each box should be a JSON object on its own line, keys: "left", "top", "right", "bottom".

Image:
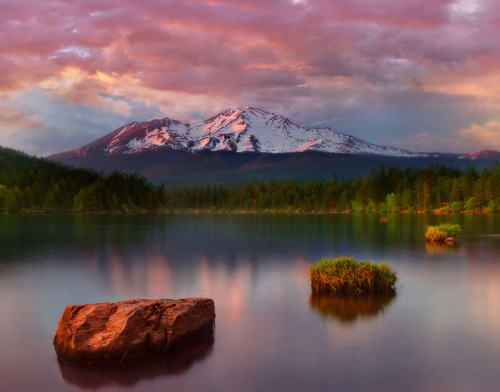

{"left": 49, "top": 148, "right": 492, "bottom": 186}
{"left": 47, "top": 107, "right": 500, "bottom": 185}
{"left": 459, "top": 150, "right": 500, "bottom": 160}
{"left": 51, "top": 107, "right": 424, "bottom": 157}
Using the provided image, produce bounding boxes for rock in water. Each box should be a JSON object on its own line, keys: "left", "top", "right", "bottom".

{"left": 53, "top": 298, "right": 215, "bottom": 364}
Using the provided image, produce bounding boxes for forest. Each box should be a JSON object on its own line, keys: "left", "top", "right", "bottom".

{"left": 0, "top": 147, "right": 164, "bottom": 213}
{"left": 162, "top": 164, "right": 500, "bottom": 213}
{"left": 0, "top": 146, "right": 499, "bottom": 213}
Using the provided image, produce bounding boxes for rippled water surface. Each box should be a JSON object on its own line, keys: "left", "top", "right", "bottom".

{"left": 0, "top": 214, "right": 499, "bottom": 392}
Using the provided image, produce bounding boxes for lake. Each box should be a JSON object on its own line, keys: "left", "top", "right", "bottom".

{"left": 0, "top": 213, "right": 499, "bottom": 392}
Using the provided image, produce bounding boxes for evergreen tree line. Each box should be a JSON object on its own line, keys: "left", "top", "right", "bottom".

{"left": 0, "top": 146, "right": 499, "bottom": 213}
{"left": 0, "top": 147, "right": 163, "bottom": 213}
{"left": 162, "top": 164, "right": 500, "bottom": 213}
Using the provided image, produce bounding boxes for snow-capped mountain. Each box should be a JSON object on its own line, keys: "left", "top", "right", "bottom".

{"left": 64, "top": 107, "right": 424, "bottom": 157}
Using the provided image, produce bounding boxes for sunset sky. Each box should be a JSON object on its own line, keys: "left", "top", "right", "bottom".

{"left": 1, "top": 0, "right": 500, "bottom": 156}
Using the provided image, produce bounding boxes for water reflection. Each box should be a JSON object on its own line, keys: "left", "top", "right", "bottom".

{"left": 309, "top": 293, "right": 397, "bottom": 323}
{"left": 58, "top": 334, "right": 214, "bottom": 390}
{"left": 1, "top": 214, "right": 500, "bottom": 392}
{"left": 425, "top": 242, "right": 460, "bottom": 255}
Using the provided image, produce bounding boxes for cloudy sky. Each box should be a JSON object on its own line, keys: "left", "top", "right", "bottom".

{"left": 1, "top": 0, "right": 500, "bottom": 156}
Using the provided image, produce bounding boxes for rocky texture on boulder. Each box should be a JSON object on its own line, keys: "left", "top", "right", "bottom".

{"left": 53, "top": 298, "right": 215, "bottom": 364}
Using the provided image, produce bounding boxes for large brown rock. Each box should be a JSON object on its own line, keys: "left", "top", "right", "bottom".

{"left": 53, "top": 298, "right": 215, "bottom": 364}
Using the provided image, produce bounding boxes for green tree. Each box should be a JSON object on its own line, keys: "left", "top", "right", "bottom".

{"left": 0, "top": 185, "right": 8, "bottom": 213}
{"left": 464, "top": 197, "right": 477, "bottom": 212}
{"left": 386, "top": 193, "right": 400, "bottom": 213}
{"left": 351, "top": 201, "right": 365, "bottom": 213}
{"left": 74, "top": 182, "right": 105, "bottom": 212}
{"left": 473, "top": 178, "right": 485, "bottom": 209}
{"left": 401, "top": 188, "right": 413, "bottom": 210}
{"left": 365, "top": 199, "right": 377, "bottom": 213}
{"left": 450, "top": 178, "right": 460, "bottom": 202}
{"left": 43, "top": 184, "right": 64, "bottom": 212}
{"left": 7, "top": 186, "right": 23, "bottom": 213}
{"left": 487, "top": 199, "right": 499, "bottom": 213}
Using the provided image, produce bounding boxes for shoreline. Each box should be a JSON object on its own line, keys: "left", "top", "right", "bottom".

{"left": 3, "top": 209, "right": 496, "bottom": 216}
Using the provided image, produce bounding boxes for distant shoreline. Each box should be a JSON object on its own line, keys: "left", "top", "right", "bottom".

{"left": 4, "top": 209, "right": 496, "bottom": 216}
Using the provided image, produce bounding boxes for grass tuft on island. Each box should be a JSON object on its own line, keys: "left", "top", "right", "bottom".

{"left": 308, "top": 256, "right": 398, "bottom": 295}
{"left": 425, "top": 223, "right": 461, "bottom": 242}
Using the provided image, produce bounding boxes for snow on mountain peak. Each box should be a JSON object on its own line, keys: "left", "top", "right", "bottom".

{"left": 74, "top": 107, "right": 424, "bottom": 157}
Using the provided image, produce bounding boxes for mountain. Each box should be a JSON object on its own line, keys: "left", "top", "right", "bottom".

{"left": 51, "top": 107, "right": 425, "bottom": 157}
{"left": 459, "top": 150, "right": 500, "bottom": 160}
{"left": 48, "top": 107, "right": 499, "bottom": 185}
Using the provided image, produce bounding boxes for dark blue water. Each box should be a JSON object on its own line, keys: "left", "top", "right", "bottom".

{"left": 0, "top": 214, "right": 499, "bottom": 392}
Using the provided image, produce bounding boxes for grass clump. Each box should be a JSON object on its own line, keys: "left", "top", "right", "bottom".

{"left": 308, "top": 256, "right": 398, "bottom": 295}
{"left": 425, "top": 223, "right": 461, "bottom": 242}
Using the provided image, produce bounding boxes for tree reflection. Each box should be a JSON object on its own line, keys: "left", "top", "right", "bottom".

{"left": 58, "top": 333, "right": 214, "bottom": 390}
{"left": 309, "top": 292, "right": 397, "bottom": 324}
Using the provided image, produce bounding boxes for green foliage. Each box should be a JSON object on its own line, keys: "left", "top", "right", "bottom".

{"left": 425, "top": 223, "right": 461, "bottom": 242}
{"left": 440, "top": 205, "right": 452, "bottom": 213}
{"left": 385, "top": 192, "right": 400, "bottom": 213}
{"left": 351, "top": 201, "right": 365, "bottom": 213}
{"left": 464, "top": 197, "right": 477, "bottom": 212}
{"left": 0, "top": 146, "right": 161, "bottom": 213}
{"left": 308, "top": 256, "right": 398, "bottom": 295}
{"left": 0, "top": 184, "right": 8, "bottom": 213}
{"left": 365, "top": 199, "right": 377, "bottom": 213}
{"left": 74, "top": 182, "right": 105, "bottom": 212}
{"left": 487, "top": 199, "right": 500, "bottom": 213}
{"left": 1, "top": 146, "right": 499, "bottom": 214}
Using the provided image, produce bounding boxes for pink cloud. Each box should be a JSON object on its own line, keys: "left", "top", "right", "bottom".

{"left": 316, "top": 0, "right": 454, "bottom": 29}
{"left": 0, "top": 106, "right": 44, "bottom": 130}
{"left": 391, "top": 133, "right": 461, "bottom": 153}
{"left": 392, "top": 121, "right": 500, "bottom": 154}
{"left": 2, "top": 0, "right": 500, "bottom": 156}
{"left": 0, "top": 55, "right": 58, "bottom": 90}
{"left": 1, "top": 0, "right": 498, "bottom": 96}
{"left": 456, "top": 121, "right": 500, "bottom": 150}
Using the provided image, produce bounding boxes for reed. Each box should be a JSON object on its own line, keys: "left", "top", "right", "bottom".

{"left": 425, "top": 223, "right": 461, "bottom": 242}
{"left": 308, "top": 256, "right": 398, "bottom": 295}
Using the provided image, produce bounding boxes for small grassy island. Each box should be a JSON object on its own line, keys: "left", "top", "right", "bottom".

{"left": 425, "top": 223, "right": 461, "bottom": 242}
{"left": 308, "top": 256, "right": 398, "bottom": 295}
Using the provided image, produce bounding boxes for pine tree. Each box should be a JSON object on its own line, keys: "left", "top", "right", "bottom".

{"left": 450, "top": 178, "right": 460, "bottom": 202}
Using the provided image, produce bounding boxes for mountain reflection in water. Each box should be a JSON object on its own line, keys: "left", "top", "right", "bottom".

{"left": 309, "top": 293, "right": 397, "bottom": 323}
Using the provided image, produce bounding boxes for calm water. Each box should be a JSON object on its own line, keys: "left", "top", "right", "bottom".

{"left": 0, "top": 214, "right": 499, "bottom": 392}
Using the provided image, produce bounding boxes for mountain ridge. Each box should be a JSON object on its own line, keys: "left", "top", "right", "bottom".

{"left": 47, "top": 107, "right": 499, "bottom": 185}
{"left": 459, "top": 150, "right": 500, "bottom": 160}
{"left": 51, "top": 107, "right": 426, "bottom": 158}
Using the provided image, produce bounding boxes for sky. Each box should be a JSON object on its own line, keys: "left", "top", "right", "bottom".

{"left": 1, "top": 0, "right": 500, "bottom": 156}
